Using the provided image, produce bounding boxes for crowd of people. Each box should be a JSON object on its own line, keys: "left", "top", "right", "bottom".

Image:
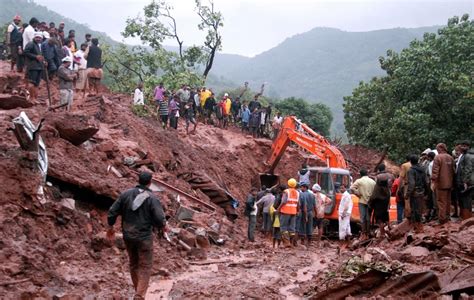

{"left": 133, "top": 83, "right": 284, "bottom": 137}
{"left": 6, "top": 15, "right": 103, "bottom": 110}
{"left": 245, "top": 140, "right": 473, "bottom": 248}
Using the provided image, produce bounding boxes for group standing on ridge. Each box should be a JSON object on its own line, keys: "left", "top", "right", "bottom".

{"left": 5, "top": 15, "right": 103, "bottom": 110}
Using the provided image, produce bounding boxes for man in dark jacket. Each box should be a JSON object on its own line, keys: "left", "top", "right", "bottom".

{"left": 203, "top": 93, "right": 216, "bottom": 124}
{"left": 457, "top": 141, "right": 474, "bottom": 220}
{"left": 85, "top": 38, "right": 102, "bottom": 95}
{"left": 24, "top": 32, "right": 44, "bottom": 100}
{"left": 107, "top": 172, "right": 166, "bottom": 299}
{"left": 41, "top": 37, "right": 60, "bottom": 77}
{"left": 431, "top": 143, "right": 455, "bottom": 224}
{"left": 407, "top": 155, "right": 428, "bottom": 232}
{"left": 6, "top": 15, "right": 23, "bottom": 71}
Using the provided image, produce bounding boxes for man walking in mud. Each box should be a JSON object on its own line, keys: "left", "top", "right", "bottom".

{"left": 107, "top": 172, "right": 166, "bottom": 299}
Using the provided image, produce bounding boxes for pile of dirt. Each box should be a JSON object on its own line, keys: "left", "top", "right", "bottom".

{"left": 1, "top": 61, "right": 471, "bottom": 299}
{"left": 299, "top": 218, "right": 474, "bottom": 298}
{"left": 0, "top": 61, "right": 303, "bottom": 298}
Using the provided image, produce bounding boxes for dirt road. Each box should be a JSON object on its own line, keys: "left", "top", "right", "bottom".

{"left": 146, "top": 240, "right": 339, "bottom": 299}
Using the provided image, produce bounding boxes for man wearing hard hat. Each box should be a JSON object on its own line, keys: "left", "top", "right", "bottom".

{"left": 277, "top": 178, "right": 300, "bottom": 246}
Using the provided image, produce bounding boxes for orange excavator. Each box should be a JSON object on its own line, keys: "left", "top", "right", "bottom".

{"left": 260, "top": 116, "right": 397, "bottom": 223}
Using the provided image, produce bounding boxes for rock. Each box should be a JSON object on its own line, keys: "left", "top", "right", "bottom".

{"left": 187, "top": 248, "right": 207, "bottom": 260}
{"left": 178, "top": 230, "right": 196, "bottom": 248}
{"left": 176, "top": 205, "right": 195, "bottom": 221}
{"left": 363, "top": 253, "right": 373, "bottom": 263}
{"left": 157, "top": 268, "right": 170, "bottom": 277}
{"left": 0, "top": 73, "right": 21, "bottom": 92}
{"left": 195, "top": 227, "right": 206, "bottom": 237}
{"left": 387, "top": 219, "right": 412, "bottom": 241}
{"left": 459, "top": 217, "right": 474, "bottom": 231}
{"left": 90, "top": 232, "right": 113, "bottom": 252}
{"left": 52, "top": 113, "right": 100, "bottom": 146}
{"left": 0, "top": 94, "right": 33, "bottom": 109}
{"left": 60, "top": 198, "right": 76, "bottom": 210}
{"left": 196, "top": 235, "right": 210, "bottom": 249}
{"left": 400, "top": 246, "right": 430, "bottom": 262}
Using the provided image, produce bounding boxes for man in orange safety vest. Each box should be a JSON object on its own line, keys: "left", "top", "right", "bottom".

{"left": 277, "top": 178, "right": 300, "bottom": 246}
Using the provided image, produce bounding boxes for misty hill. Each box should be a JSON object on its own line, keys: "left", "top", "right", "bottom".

{"left": 0, "top": 0, "right": 116, "bottom": 46}
{"left": 1, "top": 0, "right": 441, "bottom": 135}
{"left": 211, "top": 26, "right": 440, "bottom": 135}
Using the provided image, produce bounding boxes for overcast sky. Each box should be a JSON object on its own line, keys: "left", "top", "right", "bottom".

{"left": 35, "top": 0, "right": 472, "bottom": 56}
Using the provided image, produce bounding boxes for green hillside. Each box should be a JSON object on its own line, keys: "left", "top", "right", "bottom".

{"left": 210, "top": 26, "right": 441, "bottom": 136}
{"left": 0, "top": 0, "right": 116, "bottom": 46}
{"left": 1, "top": 0, "right": 444, "bottom": 136}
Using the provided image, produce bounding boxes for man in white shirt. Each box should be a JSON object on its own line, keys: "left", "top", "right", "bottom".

{"left": 74, "top": 43, "right": 88, "bottom": 92}
{"left": 272, "top": 112, "right": 283, "bottom": 139}
{"left": 23, "top": 18, "right": 39, "bottom": 50}
{"left": 338, "top": 184, "right": 353, "bottom": 244}
{"left": 133, "top": 83, "right": 144, "bottom": 105}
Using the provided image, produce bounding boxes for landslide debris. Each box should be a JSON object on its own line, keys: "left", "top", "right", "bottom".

{"left": 0, "top": 61, "right": 302, "bottom": 298}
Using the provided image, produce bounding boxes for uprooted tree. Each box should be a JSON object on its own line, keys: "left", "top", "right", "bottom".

{"left": 103, "top": 0, "right": 223, "bottom": 94}
{"left": 343, "top": 14, "right": 474, "bottom": 162}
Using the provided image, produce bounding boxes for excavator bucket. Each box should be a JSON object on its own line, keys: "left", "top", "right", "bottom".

{"left": 258, "top": 173, "right": 280, "bottom": 189}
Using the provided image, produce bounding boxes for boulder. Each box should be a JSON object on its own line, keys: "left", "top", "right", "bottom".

{"left": 52, "top": 113, "right": 100, "bottom": 146}
{"left": 0, "top": 94, "right": 33, "bottom": 109}
{"left": 178, "top": 229, "right": 196, "bottom": 248}
{"left": 400, "top": 246, "right": 430, "bottom": 262}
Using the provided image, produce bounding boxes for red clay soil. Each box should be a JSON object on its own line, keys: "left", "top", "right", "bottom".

{"left": 0, "top": 61, "right": 303, "bottom": 298}
{"left": 0, "top": 61, "right": 472, "bottom": 299}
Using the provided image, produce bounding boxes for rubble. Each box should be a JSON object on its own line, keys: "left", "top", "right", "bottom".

{"left": 0, "top": 94, "right": 33, "bottom": 109}
{"left": 46, "top": 112, "right": 100, "bottom": 146}
{"left": 0, "top": 60, "right": 472, "bottom": 299}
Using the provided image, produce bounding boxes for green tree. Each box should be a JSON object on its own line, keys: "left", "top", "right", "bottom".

{"left": 122, "top": 0, "right": 223, "bottom": 79}
{"left": 343, "top": 15, "right": 474, "bottom": 161}
{"left": 274, "top": 97, "right": 333, "bottom": 136}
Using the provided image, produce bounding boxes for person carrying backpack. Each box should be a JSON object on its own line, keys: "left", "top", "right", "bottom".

{"left": 245, "top": 188, "right": 258, "bottom": 242}
{"left": 407, "top": 154, "right": 428, "bottom": 232}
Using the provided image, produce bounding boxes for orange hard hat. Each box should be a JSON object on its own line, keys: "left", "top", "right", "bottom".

{"left": 287, "top": 178, "right": 297, "bottom": 188}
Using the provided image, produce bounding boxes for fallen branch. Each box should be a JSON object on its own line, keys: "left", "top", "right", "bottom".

{"left": 178, "top": 239, "right": 192, "bottom": 251}
{"left": 0, "top": 278, "right": 30, "bottom": 286}
{"left": 186, "top": 259, "right": 231, "bottom": 266}
{"left": 48, "top": 102, "right": 68, "bottom": 111}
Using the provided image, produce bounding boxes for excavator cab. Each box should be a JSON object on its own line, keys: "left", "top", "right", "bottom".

{"left": 309, "top": 167, "right": 353, "bottom": 215}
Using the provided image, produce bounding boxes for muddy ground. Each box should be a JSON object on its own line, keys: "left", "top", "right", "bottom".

{"left": 0, "top": 61, "right": 472, "bottom": 299}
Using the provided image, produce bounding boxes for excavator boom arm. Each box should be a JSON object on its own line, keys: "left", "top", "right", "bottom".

{"left": 267, "top": 116, "right": 347, "bottom": 173}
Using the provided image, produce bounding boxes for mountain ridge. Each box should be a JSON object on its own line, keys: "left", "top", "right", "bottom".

{"left": 1, "top": 0, "right": 443, "bottom": 135}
